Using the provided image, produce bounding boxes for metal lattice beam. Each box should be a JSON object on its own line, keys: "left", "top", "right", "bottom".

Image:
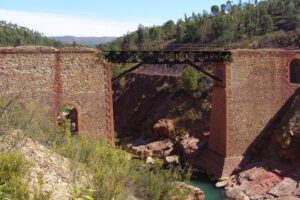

{"left": 103, "top": 51, "right": 232, "bottom": 64}
{"left": 112, "top": 63, "right": 143, "bottom": 83}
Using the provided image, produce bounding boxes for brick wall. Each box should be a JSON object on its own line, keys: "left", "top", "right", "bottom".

{"left": 228, "top": 49, "right": 299, "bottom": 157}
{"left": 0, "top": 46, "right": 114, "bottom": 139}
{"left": 207, "top": 49, "right": 300, "bottom": 178}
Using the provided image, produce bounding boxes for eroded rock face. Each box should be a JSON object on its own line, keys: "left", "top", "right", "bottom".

{"left": 0, "top": 130, "right": 92, "bottom": 200}
{"left": 227, "top": 162, "right": 300, "bottom": 200}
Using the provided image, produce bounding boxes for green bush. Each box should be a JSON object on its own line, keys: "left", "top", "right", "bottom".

{"left": 0, "top": 152, "right": 29, "bottom": 200}
{"left": 119, "top": 77, "right": 127, "bottom": 89}
{"left": 0, "top": 99, "right": 58, "bottom": 145}
{"left": 130, "top": 161, "right": 191, "bottom": 200}
{"left": 91, "top": 140, "right": 129, "bottom": 199}
{"left": 112, "top": 65, "right": 122, "bottom": 79}
{"left": 179, "top": 66, "right": 200, "bottom": 93}
{"left": 156, "top": 82, "right": 171, "bottom": 93}
{"left": 54, "top": 135, "right": 129, "bottom": 200}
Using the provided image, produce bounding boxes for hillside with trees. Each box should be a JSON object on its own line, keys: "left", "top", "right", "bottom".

{"left": 50, "top": 36, "right": 116, "bottom": 46}
{"left": 0, "top": 20, "right": 62, "bottom": 47}
{"left": 103, "top": 0, "right": 300, "bottom": 50}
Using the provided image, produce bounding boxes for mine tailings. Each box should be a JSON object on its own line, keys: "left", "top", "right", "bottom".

{"left": 112, "top": 64, "right": 225, "bottom": 199}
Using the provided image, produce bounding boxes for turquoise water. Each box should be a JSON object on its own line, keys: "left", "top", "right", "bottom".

{"left": 191, "top": 174, "right": 225, "bottom": 200}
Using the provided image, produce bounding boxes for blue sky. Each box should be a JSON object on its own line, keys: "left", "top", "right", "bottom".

{"left": 0, "top": 0, "right": 240, "bottom": 37}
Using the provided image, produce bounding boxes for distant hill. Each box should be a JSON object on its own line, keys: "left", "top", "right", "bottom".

{"left": 51, "top": 36, "right": 116, "bottom": 46}
{"left": 0, "top": 20, "right": 62, "bottom": 47}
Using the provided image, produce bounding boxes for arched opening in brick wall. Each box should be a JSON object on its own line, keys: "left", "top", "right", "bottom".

{"left": 290, "top": 59, "right": 300, "bottom": 84}
{"left": 58, "top": 104, "right": 79, "bottom": 134}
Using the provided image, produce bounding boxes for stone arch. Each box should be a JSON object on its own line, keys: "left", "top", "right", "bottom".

{"left": 290, "top": 58, "right": 300, "bottom": 84}
{"left": 58, "top": 101, "right": 80, "bottom": 134}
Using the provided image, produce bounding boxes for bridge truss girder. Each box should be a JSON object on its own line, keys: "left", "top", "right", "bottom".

{"left": 103, "top": 50, "right": 232, "bottom": 64}
{"left": 103, "top": 51, "right": 232, "bottom": 82}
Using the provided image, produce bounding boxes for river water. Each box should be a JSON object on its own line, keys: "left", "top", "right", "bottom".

{"left": 191, "top": 174, "right": 225, "bottom": 200}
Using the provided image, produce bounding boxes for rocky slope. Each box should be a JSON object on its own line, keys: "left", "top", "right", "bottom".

{"left": 113, "top": 65, "right": 212, "bottom": 170}
{"left": 0, "top": 130, "right": 206, "bottom": 200}
{"left": 113, "top": 65, "right": 211, "bottom": 139}
{"left": 0, "top": 130, "right": 92, "bottom": 200}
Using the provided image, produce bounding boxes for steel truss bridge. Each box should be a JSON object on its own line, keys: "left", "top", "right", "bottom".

{"left": 103, "top": 50, "right": 232, "bottom": 82}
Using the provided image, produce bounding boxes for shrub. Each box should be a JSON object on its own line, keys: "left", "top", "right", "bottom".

{"left": 0, "top": 99, "right": 58, "bottom": 145}
{"left": 54, "top": 135, "right": 129, "bottom": 200}
{"left": 119, "top": 77, "right": 127, "bottom": 88}
{"left": 0, "top": 152, "right": 29, "bottom": 200}
{"left": 156, "top": 82, "right": 171, "bottom": 93}
{"left": 190, "top": 111, "right": 203, "bottom": 122}
{"left": 91, "top": 140, "right": 129, "bottom": 199}
{"left": 112, "top": 64, "right": 122, "bottom": 79}
{"left": 130, "top": 161, "right": 191, "bottom": 200}
{"left": 179, "top": 66, "right": 200, "bottom": 93}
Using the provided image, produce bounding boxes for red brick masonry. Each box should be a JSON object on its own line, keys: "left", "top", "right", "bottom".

{"left": 0, "top": 46, "right": 114, "bottom": 139}
{"left": 207, "top": 49, "right": 300, "bottom": 178}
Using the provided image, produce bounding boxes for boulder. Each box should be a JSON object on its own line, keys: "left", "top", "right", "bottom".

{"left": 202, "top": 131, "right": 210, "bottom": 137}
{"left": 216, "top": 178, "right": 230, "bottom": 188}
{"left": 239, "top": 167, "right": 281, "bottom": 199}
{"left": 176, "top": 182, "right": 205, "bottom": 200}
{"left": 179, "top": 137, "right": 200, "bottom": 156}
{"left": 226, "top": 164, "right": 299, "bottom": 200}
{"left": 146, "top": 156, "right": 155, "bottom": 164}
{"left": 131, "top": 145, "right": 147, "bottom": 158}
{"left": 153, "top": 119, "right": 175, "bottom": 138}
{"left": 164, "top": 155, "right": 179, "bottom": 165}
{"left": 146, "top": 139, "right": 174, "bottom": 157}
{"left": 268, "top": 177, "right": 298, "bottom": 198}
{"left": 124, "top": 138, "right": 174, "bottom": 158}
{"left": 225, "top": 188, "right": 250, "bottom": 200}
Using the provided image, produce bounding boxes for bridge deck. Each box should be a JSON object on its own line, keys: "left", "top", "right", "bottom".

{"left": 103, "top": 50, "right": 232, "bottom": 64}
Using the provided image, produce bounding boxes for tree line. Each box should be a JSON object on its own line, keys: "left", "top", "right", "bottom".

{"left": 103, "top": 0, "right": 300, "bottom": 50}
{"left": 0, "top": 20, "right": 62, "bottom": 47}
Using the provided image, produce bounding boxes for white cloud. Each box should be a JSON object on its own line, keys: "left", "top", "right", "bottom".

{"left": 0, "top": 9, "right": 158, "bottom": 37}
